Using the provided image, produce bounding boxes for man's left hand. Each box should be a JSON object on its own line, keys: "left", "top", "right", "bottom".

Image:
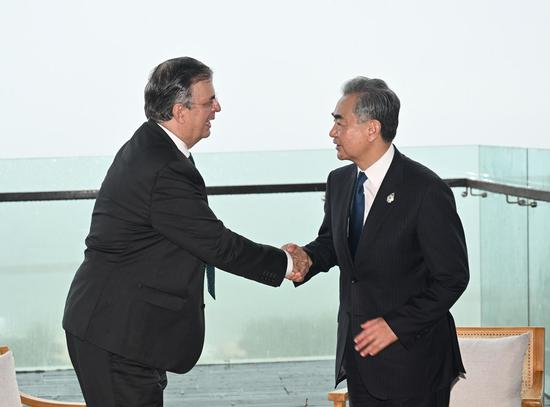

{"left": 354, "top": 317, "right": 398, "bottom": 357}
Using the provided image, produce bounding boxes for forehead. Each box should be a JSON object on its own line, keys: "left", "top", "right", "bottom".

{"left": 191, "top": 79, "right": 215, "bottom": 99}
{"left": 334, "top": 94, "right": 358, "bottom": 119}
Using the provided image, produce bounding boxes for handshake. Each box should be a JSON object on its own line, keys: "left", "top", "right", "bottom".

{"left": 282, "top": 243, "right": 312, "bottom": 283}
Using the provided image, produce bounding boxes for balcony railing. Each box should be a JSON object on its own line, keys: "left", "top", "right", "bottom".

{"left": 2, "top": 177, "right": 550, "bottom": 202}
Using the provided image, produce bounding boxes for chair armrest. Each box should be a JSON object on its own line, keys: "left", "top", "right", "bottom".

{"left": 328, "top": 387, "right": 349, "bottom": 407}
{"left": 521, "top": 370, "right": 544, "bottom": 407}
{"left": 20, "top": 392, "right": 86, "bottom": 407}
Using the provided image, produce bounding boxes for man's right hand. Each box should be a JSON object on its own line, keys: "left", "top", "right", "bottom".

{"left": 282, "top": 243, "right": 312, "bottom": 282}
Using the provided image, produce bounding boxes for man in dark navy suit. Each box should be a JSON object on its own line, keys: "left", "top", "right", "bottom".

{"left": 286, "top": 77, "right": 469, "bottom": 406}
{"left": 63, "top": 57, "right": 308, "bottom": 407}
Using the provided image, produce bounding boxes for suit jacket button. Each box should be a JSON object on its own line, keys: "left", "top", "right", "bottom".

{"left": 351, "top": 279, "right": 357, "bottom": 284}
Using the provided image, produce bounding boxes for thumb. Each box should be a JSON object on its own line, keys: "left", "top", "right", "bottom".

{"left": 283, "top": 243, "right": 298, "bottom": 253}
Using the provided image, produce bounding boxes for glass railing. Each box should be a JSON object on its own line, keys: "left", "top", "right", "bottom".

{"left": 1, "top": 146, "right": 549, "bottom": 389}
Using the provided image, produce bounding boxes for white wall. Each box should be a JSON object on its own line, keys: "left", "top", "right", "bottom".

{"left": 1, "top": 0, "right": 549, "bottom": 158}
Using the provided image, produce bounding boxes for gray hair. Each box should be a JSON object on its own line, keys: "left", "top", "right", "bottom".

{"left": 343, "top": 76, "right": 400, "bottom": 142}
{"left": 144, "top": 57, "right": 213, "bottom": 122}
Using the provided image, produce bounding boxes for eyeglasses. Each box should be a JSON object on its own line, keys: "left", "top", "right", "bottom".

{"left": 189, "top": 97, "right": 219, "bottom": 110}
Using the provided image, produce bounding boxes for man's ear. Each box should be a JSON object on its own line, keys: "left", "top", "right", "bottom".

{"left": 172, "top": 103, "right": 187, "bottom": 123}
{"left": 367, "top": 119, "right": 381, "bottom": 142}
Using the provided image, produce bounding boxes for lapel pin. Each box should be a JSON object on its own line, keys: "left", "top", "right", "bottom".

{"left": 386, "top": 193, "right": 395, "bottom": 203}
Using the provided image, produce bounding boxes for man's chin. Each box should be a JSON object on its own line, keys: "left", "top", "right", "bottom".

{"left": 336, "top": 150, "right": 347, "bottom": 161}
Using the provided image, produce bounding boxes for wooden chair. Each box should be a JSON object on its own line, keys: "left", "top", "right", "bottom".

{"left": 0, "top": 346, "right": 86, "bottom": 407}
{"left": 328, "top": 326, "right": 545, "bottom": 407}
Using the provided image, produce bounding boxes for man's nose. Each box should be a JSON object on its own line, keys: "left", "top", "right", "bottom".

{"left": 329, "top": 125, "right": 337, "bottom": 138}
{"left": 212, "top": 98, "right": 221, "bottom": 112}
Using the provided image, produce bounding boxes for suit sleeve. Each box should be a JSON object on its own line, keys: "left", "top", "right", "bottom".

{"left": 384, "top": 179, "right": 469, "bottom": 348}
{"left": 150, "top": 160, "right": 287, "bottom": 287}
{"left": 301, "top": 171, "right": 339, "bottom": 284}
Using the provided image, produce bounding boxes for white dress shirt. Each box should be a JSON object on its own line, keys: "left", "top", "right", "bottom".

{"left": 358, "top": 144, "right": 395, "bottom": 224}
{"left": 158, "top": 123, "right": 191, "bottom": 157}
{"left": 157, "top": 123, "right": 294, "bottom": 277}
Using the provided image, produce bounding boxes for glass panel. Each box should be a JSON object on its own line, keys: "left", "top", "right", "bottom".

{"left": 401, "top": 145, "right": 480, "bottom": 179}
{"left": 0, "top": 200, "right": 93, "bottom": 369}
{"left": 196, "top": 149, "right": 341, "bottom": 185}
{"left": 0, "top": 156, "right": 111, "bottom": 192}
{"left": 479, "top": 146, "right": 528, "bottom": 325}
{"left": 479, "top": 145, "right": 528, "bottom": 186}
{"left": 451, "top": 188, "right": 481, "bottom": 326}
{"left": 203, "top": 192, "right": 337, "bottom": 362}
{"left": 527, "top": 147, "right": 550, "bottom": 387}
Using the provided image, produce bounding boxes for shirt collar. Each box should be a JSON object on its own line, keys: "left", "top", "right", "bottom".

{"left": 359, "top": 144, "right": 395, "bottom": 189}
{"left": 157, "top": 123, "right": 190, "bottom": 158}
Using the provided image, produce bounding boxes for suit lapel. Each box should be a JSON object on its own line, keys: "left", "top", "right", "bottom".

{"left": 359, "top": 148, "right": 404, "bottom": 250}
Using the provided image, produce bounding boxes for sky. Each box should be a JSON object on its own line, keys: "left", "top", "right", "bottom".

{"left": 1, "top": 0, "right": 549, "bottom": 158}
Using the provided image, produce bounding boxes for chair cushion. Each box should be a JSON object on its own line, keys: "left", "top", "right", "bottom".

{"left": 449, "top": 333, "right": 529, "bottom": 407}
{"left": 0, "top": 350, "right": 22, "bottom": 407}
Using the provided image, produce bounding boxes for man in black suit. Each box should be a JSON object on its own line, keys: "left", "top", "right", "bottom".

{"left": 63, "top": 57, "right": 308, "bottom": 407}
{"left": 285, "top": 77, "right": 469, "bottom": 406}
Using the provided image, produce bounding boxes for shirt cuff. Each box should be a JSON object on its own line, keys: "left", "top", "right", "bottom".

{"left": 283, "top": 250, "right": 293, "bottom": 278}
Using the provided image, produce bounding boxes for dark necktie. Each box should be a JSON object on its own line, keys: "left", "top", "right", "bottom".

{"left": 188, "top": 153, "right": 216, "bottom": 299}
{"left": 348, "top": 171, "right": 367, "bottom": 258}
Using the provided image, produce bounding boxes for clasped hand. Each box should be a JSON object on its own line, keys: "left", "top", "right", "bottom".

{"left": 282, "top": 243, "right": 312, "bottom": 282}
